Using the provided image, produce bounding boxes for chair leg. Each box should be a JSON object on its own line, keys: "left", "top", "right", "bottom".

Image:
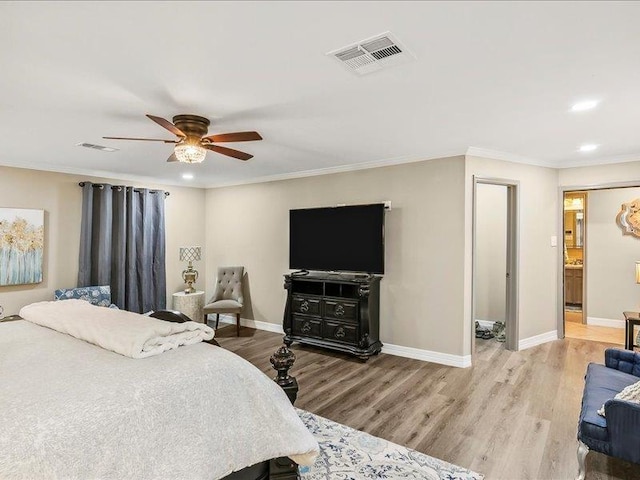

{"left": 215, "top": 314, "right": 220, "bottom": 330}
{"left": 236, "top": 313, "right": 241, "bottom": 336}
{"left": 576, "top": 440, "right": 589, "bottom": 480}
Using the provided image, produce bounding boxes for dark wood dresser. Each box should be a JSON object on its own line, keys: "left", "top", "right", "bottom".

{"left": 282, "top": 272, "right": 382, "bottom": 360}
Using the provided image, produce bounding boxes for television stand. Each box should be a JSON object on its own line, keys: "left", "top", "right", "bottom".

{"left": 282, "top": 272, "right": 382, "bottom": 360}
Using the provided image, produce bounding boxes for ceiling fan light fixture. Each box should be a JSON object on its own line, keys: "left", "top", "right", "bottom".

{"left": 174, "top": 141, "right": 206, "bottom": 163}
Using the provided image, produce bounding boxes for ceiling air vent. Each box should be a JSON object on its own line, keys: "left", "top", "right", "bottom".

{"left": 327, "top": 32, "right": 415, "bottom": 76}
{"left": 76, "top": 142, "right": 119, "bottom": 152}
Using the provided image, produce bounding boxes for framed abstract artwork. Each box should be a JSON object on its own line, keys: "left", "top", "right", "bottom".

{"left": 0, "top": 208, "right": 44, "bottom": 286}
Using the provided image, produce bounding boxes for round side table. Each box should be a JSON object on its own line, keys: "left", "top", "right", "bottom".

{"left": 172, "top": 291, "right": 205, "bottom": 323}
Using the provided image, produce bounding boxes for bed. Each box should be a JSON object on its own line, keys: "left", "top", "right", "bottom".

{"left": 0, "top": 300, "right": 318, "bottom": 480}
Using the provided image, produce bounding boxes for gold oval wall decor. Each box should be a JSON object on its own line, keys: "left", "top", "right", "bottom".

{"left": 616, "top": 198, "right": 640, "bottom": 237}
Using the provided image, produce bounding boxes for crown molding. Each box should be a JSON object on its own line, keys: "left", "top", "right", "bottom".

{"left": 204, "top": 150, "right": 465, "bottom": 189}
{"left": 554, "top": 152, "right": 640, "bottom": 169}
{"left": 465, "top": 146, "right": 555, "bottom": 168}
{"left": 0, "top": 159, "right": 208, "bottom": 189}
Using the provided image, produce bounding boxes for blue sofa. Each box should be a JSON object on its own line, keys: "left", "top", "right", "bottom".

{"left": 577, "top": 348, "right": 640, "bottom": 479}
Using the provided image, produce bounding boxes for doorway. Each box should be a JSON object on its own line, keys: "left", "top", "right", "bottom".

{"left": 472, "top": 177, "right": 519, "bottom": 352}
{"left": 559, "top": 185, "right": 640, "bottom": 346}
{"left": 563, "top": 191, "right": 587, "bottom": 335}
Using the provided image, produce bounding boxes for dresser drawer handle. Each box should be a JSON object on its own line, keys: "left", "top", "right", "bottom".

{"left": 300, "top": 300, "right": 310, "bottom": 313}
{"left": 301, "top": 322, "right": 312, "bottom": 334}
{"left": 335, "top": 304, "right": 345, "bottom": 317}
{"left": 335, "top": 327, "right": 346, "bottom": 339}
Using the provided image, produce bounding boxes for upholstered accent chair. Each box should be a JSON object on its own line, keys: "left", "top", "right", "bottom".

{"left": 204, "top": 266, "right": 244, "bottom": 336}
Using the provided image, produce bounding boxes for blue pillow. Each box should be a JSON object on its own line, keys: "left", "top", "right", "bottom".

{"left": 53, "top": 286, "right": 118, "bottom": 309}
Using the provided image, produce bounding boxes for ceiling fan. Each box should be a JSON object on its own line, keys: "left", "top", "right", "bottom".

{"left": 104, "top": 114, "right": 262, "bottom": 164}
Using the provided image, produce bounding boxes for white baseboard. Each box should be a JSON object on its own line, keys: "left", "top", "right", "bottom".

{"left": 518, "top": 330, "right": 559, "bottom": 350}
{"left": 215, "top": 315, "right": 471, "bottom": 368}
{"left": 587, "top": 317, "right": 625, "bottom": 329}
{"left": 381, "top": 343, "right": 472, "bottom": 368}
{"left": 475, "top": 319, "right": 496, "bottom": 329}
{"left": 214, "top": 314, "right": 284, "bottom": 334}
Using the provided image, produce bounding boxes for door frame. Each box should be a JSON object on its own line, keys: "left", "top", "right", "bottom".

{"left": 557, "top": 180, "right": 640, "bottom": 338}
{"left": 472, "top": 176, "right": 520, "bottom": 351}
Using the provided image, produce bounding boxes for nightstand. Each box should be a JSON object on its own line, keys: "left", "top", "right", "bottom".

{"left": 172, "top": 291, "right": 205, "bottom": 323}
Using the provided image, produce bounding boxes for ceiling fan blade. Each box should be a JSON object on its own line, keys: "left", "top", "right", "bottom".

{"left": 103, "top": 136, "right": 178, "bottom": 143}
{"left": 204, "top": 144, "right": 253, "bottom": 161}
{"left": 146, "top": 114, "right": 186, "bottom": 138}
{"left": 166, "top": 153, "right": 178, "bottom": 163}
{"left": 202, "top": 131, "right": 263, "bottom": 143}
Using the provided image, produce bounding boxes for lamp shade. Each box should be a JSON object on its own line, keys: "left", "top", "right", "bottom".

{"left": 180, "top": 246, "right": 201, "bottom": 262}
{"left": 175, "top": 143, "right": 206, "bottom": 163}
{"left": 636, "top": 261, "right": 640, "bottom": 284}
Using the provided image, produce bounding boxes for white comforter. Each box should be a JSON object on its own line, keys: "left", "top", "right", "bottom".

{"left": 0, "top": 320, "right": 318, "bottom": 479}
{"left": 19, "top": 299, "right": 215, "bottom": 359}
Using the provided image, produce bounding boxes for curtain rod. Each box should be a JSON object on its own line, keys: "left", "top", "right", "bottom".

{"left": 78, "top": 182, "right": 170, "bottom": 197}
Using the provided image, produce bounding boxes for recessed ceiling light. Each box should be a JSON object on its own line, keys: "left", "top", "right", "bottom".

{"left": 182, "top": 173, "right": 194, "bottom": 180}
{"left": 579, "top": 144, "right": 599, "bottom": 152}
{"left": 571, "top": 100, "right": 599, "bottom": 112}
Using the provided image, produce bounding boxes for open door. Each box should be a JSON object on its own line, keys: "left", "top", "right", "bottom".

{"left": 472, "top": 176, "right": 519, "bottom": 352}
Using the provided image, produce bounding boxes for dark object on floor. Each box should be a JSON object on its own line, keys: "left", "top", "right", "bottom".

{"left": 577, "top": 348, "right": 640, "bottom": 480}
{"left": 475, "top": 321, "right": 494, "bottom": 340}
{"left": 493, "top": 321, "right": 506, "bottom": 342}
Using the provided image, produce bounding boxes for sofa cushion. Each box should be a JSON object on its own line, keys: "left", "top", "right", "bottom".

{"left": 579, "top": 363, "right": 639, "bottom": 447}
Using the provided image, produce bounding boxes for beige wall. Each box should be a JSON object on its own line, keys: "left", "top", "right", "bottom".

{"left": 558, "top": 159, "right": 640, "bottom": 187}
{"left": 464, "top": 156, "right": 559, "bottom": 353}
{"left": 0, "top": 166, "right": 205, "bottom": 316}
{"left": 475, "top": 183, "right": 507, "bottom": 323}
{"left": 586, "top": 188, "right": 640, "bottom": 321}
{"left": 205, "top": 156, "right": 468, "bottom": 356}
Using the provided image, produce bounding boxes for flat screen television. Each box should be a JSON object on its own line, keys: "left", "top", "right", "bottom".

{"left": 289, "top": 203, "right": 385, "bottom": 274}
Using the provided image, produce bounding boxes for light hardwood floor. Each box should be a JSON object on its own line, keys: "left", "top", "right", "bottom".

{"left": 565, "top": 310, "right": 625, "bottom": 345}
{"left": 215, "top": 326, "right": 639, "bottom": 480}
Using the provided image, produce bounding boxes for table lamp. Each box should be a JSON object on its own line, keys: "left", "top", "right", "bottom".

{"left": 180, "top": 246, "right": 201, "bottom": 294}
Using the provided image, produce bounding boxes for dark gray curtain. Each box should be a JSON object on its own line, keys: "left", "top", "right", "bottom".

{"left": 78, "top": 182, "right": 166, "bottom": 312}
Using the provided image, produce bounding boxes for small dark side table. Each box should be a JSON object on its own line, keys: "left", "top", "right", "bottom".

{"left": 623, "top": 311, "right": 640, "bottom": 350}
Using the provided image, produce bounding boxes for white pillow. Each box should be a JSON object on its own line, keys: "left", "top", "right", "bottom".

{"left": 598, "top": 380, "right": 640, "bottom": 417}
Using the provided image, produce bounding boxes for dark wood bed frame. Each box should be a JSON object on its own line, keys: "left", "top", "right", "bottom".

{"left": 149, "top": 310, "right": 301, "bottom": 480}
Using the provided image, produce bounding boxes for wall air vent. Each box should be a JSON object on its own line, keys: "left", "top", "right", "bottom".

{"left": 76, "top": 142, "right": 119, "bottom": 152}
{"left": 327, "top": 32, "right": 415, "bottom": 76}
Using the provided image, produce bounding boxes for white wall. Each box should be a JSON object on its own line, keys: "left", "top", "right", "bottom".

{"left": 464, "top": 156, "right": 559, "bottom": 353}
{"left": 205, "top": 156, "right": 468, "bottom": 357}
{"left": 0, "top": 166, "right": 206, "bottom": 316}
{"left": 586, "top": 187, "right": 640, "bottom": 322}
{"left": 475, "top": 183, "right": 507, "bottom": 323}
